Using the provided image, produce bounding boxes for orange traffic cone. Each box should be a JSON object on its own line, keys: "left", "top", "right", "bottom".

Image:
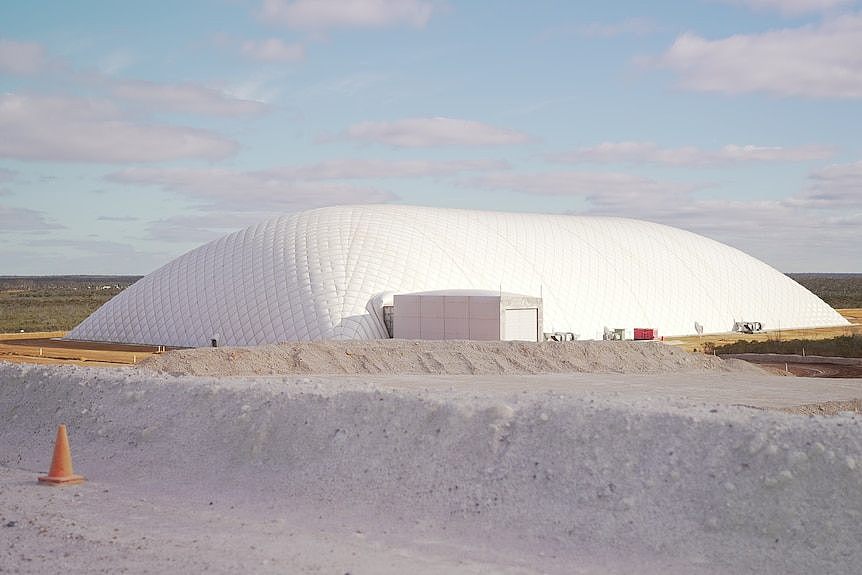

{"left": 38, "top": 424, "right": 85, "bottom": 486}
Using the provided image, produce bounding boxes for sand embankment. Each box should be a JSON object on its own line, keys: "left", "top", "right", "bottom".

{"left": 137, "top": 340, "right": 763, "bottom": 376}
{"left": 2, "top": 361, "right": 861, "bottom": 573}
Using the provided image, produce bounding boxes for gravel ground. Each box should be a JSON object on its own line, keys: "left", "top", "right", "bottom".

{"left": 137, "top": 340, "right": 764, "bottom": 377}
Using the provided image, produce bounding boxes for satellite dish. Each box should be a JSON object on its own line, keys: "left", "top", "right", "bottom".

{"left": 694, "top": 322, "right": 704, "bottom": 335}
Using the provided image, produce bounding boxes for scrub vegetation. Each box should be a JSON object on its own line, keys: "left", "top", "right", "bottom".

{"left": 0, "top": 276, "right": 141, "bottom": 333}
{"left": 788, "top": 273, "right": 862, "bottom": 308}
{"left": 715, "top": 334, "right": 862, "bottom": 358}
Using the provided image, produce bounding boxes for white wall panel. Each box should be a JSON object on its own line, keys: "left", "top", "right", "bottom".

{"left": 469, "top": 296, "right": 502, "bottom": 320}
{"left": 444, "top": 297, "right": 468, "bottom": 319}
{"left": 420, "top": 296, "right": 445, "bottom": 318}
{"left": 420, "top": 317, "right": 445, "bottom": 340}
{"left": 444, "top": 318, "right": 469, "bottom": 339}
{"left": 394, "top": 315, "right": 420, "bottom": 339}
{"left": 469, "top": 318, "right": 502, "bottom": 341}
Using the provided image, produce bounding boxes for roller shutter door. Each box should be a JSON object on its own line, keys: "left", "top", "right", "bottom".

{"left": 503, "top": 308, "right": 538, "bottom": 342}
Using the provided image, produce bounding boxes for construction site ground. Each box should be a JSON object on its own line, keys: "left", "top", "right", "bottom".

{"left": 758, "top": 361, "right": 862, "bottom": 378}
{"left": 0, "top": 332, "right": 167, "bottom": 367}
{"left": 665, "top": 309, "right": 862, "bottom": 378}
{"left": 666, "top": 308, "right": 861, "bottom": 349}
{"left": 0, "top": 309, "right": 859, "bottom": 372}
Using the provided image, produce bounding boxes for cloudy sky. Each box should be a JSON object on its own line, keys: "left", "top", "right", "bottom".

{"left": 1, "top": 0, "right": 860, "bottom": 274}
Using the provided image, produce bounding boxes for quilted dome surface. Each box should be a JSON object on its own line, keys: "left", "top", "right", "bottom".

{"left": 67, "top": 205, "right": 848, "bottom": 346}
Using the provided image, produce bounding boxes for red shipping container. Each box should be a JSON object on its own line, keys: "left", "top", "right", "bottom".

{"left": 634, "top": 328, "right": 657, "bottom": 340}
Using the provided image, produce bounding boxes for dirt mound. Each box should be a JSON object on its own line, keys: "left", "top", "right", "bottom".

{"left": 136, "top": 339, "right": 763, "bottom": 377}
{"left": 781, "top": 399, "right": 862, "bottom": 416}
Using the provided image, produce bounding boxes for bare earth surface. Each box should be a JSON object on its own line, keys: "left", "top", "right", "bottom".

{"left": 723, "top": 353, "right": 862, "bottom": 379}
{"left": 2, "top": 342, "right": 861, "bottom": 574}
{"left": 137, "top": 340, "right": 764, "bottom": 377}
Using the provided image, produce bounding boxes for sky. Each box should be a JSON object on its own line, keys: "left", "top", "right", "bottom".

{"left": 1, "top": 0, "right": 860, "bottom": 275}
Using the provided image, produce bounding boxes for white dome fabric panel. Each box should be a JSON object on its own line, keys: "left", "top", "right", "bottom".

{"left": 67, "top": 205, "right": 848, "bottom": 346}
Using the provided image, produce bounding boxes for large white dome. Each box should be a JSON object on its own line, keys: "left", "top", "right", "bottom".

{"left": 67, "top": 205, "right": 847, "bottom": 346}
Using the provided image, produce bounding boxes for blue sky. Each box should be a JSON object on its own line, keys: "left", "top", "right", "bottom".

{"left": 1, "top": 0, "right": 860, "bottom": 274}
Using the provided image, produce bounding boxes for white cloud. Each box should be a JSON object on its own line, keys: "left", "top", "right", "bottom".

{"left": 112, "top": 80, "right": 267, "bottom": 116}
{"left": 302, "top": 72, "right": 388, "bottom": 101}
{"left": 720, "top": 0, "right": 856, "bottom": 16}
{"left": 473, "top": 167, "right": 861, "bottom": 271}
{"left": 107, "top": 159, "right": 498, "bottom": 219}
{"left": 592, "top": 197, "right": 860, "bottom": 271}
{"left": 0, "top": 168, "right": 17, "bottom": 183}
{"left": 97, "top": 215, "right": 139, "bottom": 222}
{"left": 553, "top": 141, "right": 833, "bottom": 166}
{"left": 344, "top": 117, "right": 530, "bottom": 148}
{"left": 0, "top": 204, "right": 61, "bottom": 231}
{"left": 13, "top": 238, "right": 168, "bottom": 274}
{"left": 105, "top": 167, "right": 397, "bottom": 211}
{"left": 717, "top": 144, "right": 833, "bottom": 162}
{"left": 145, "top": 212, "right": 276, "bottom": 243}
{"left": 653, "top": 13, "right": 862, "bottom": 98}
{"left": 279, "top": 158, "right": 507, "bottom": 179}
{"left": 0, "top": 39, "right": 46, "bottom": 75}
{"left": 469, "top": 170, "right": 697, "bottom": 208}
{"left": 0, "top": 94, "right": 237, "bottom": 163}
{"left": 99, "top": 50, "right": 135, "bottom": 75}
{"left": 789, "top": 160, "right": 862, "bottom": 207}
{"left": 241, "top": 38, "right": 305, "bottom": 62}
{"left": 28, "top": 237, "right": 138, "bottom": 255}
{"left": 259, "top": 0, "right": 435, "bottom": 29}
{"left": 221, "top": 77, "right": 282, "bottom": 105}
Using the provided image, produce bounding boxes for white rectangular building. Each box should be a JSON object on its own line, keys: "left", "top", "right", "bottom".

{"left": 393, "top": 290, "right": 543, "bottom": 342}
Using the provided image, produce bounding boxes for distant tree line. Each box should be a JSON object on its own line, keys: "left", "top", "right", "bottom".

{"left": 788, "top": 273, "right": 862, "bottom": 308}
{"left": 0, "top": 276, "right": 143, "bottom": 291}
{"left": 0, "top": 276, "right": 142, "bottom": 332}
{"left": 716, "top": 335, "right": 862, "bottom": 358}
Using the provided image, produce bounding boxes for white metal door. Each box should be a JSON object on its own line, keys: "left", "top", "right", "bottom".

{"left": 503, "top": 308, "right": 538, "bottom": 341}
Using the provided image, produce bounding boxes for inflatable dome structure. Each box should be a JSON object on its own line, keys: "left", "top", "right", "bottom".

{"left": 67, "top": 205, "right": 848, "bottom": 346}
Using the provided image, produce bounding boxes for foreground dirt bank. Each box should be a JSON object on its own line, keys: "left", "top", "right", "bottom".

{"left": 1, "top": 363, "right": 861, "bottom": 573}
{"left": 780, "top": 399, "right": 862, "bottom": 416}
{"left": 138, "top": 340, "right": 763, "bottom": 377}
